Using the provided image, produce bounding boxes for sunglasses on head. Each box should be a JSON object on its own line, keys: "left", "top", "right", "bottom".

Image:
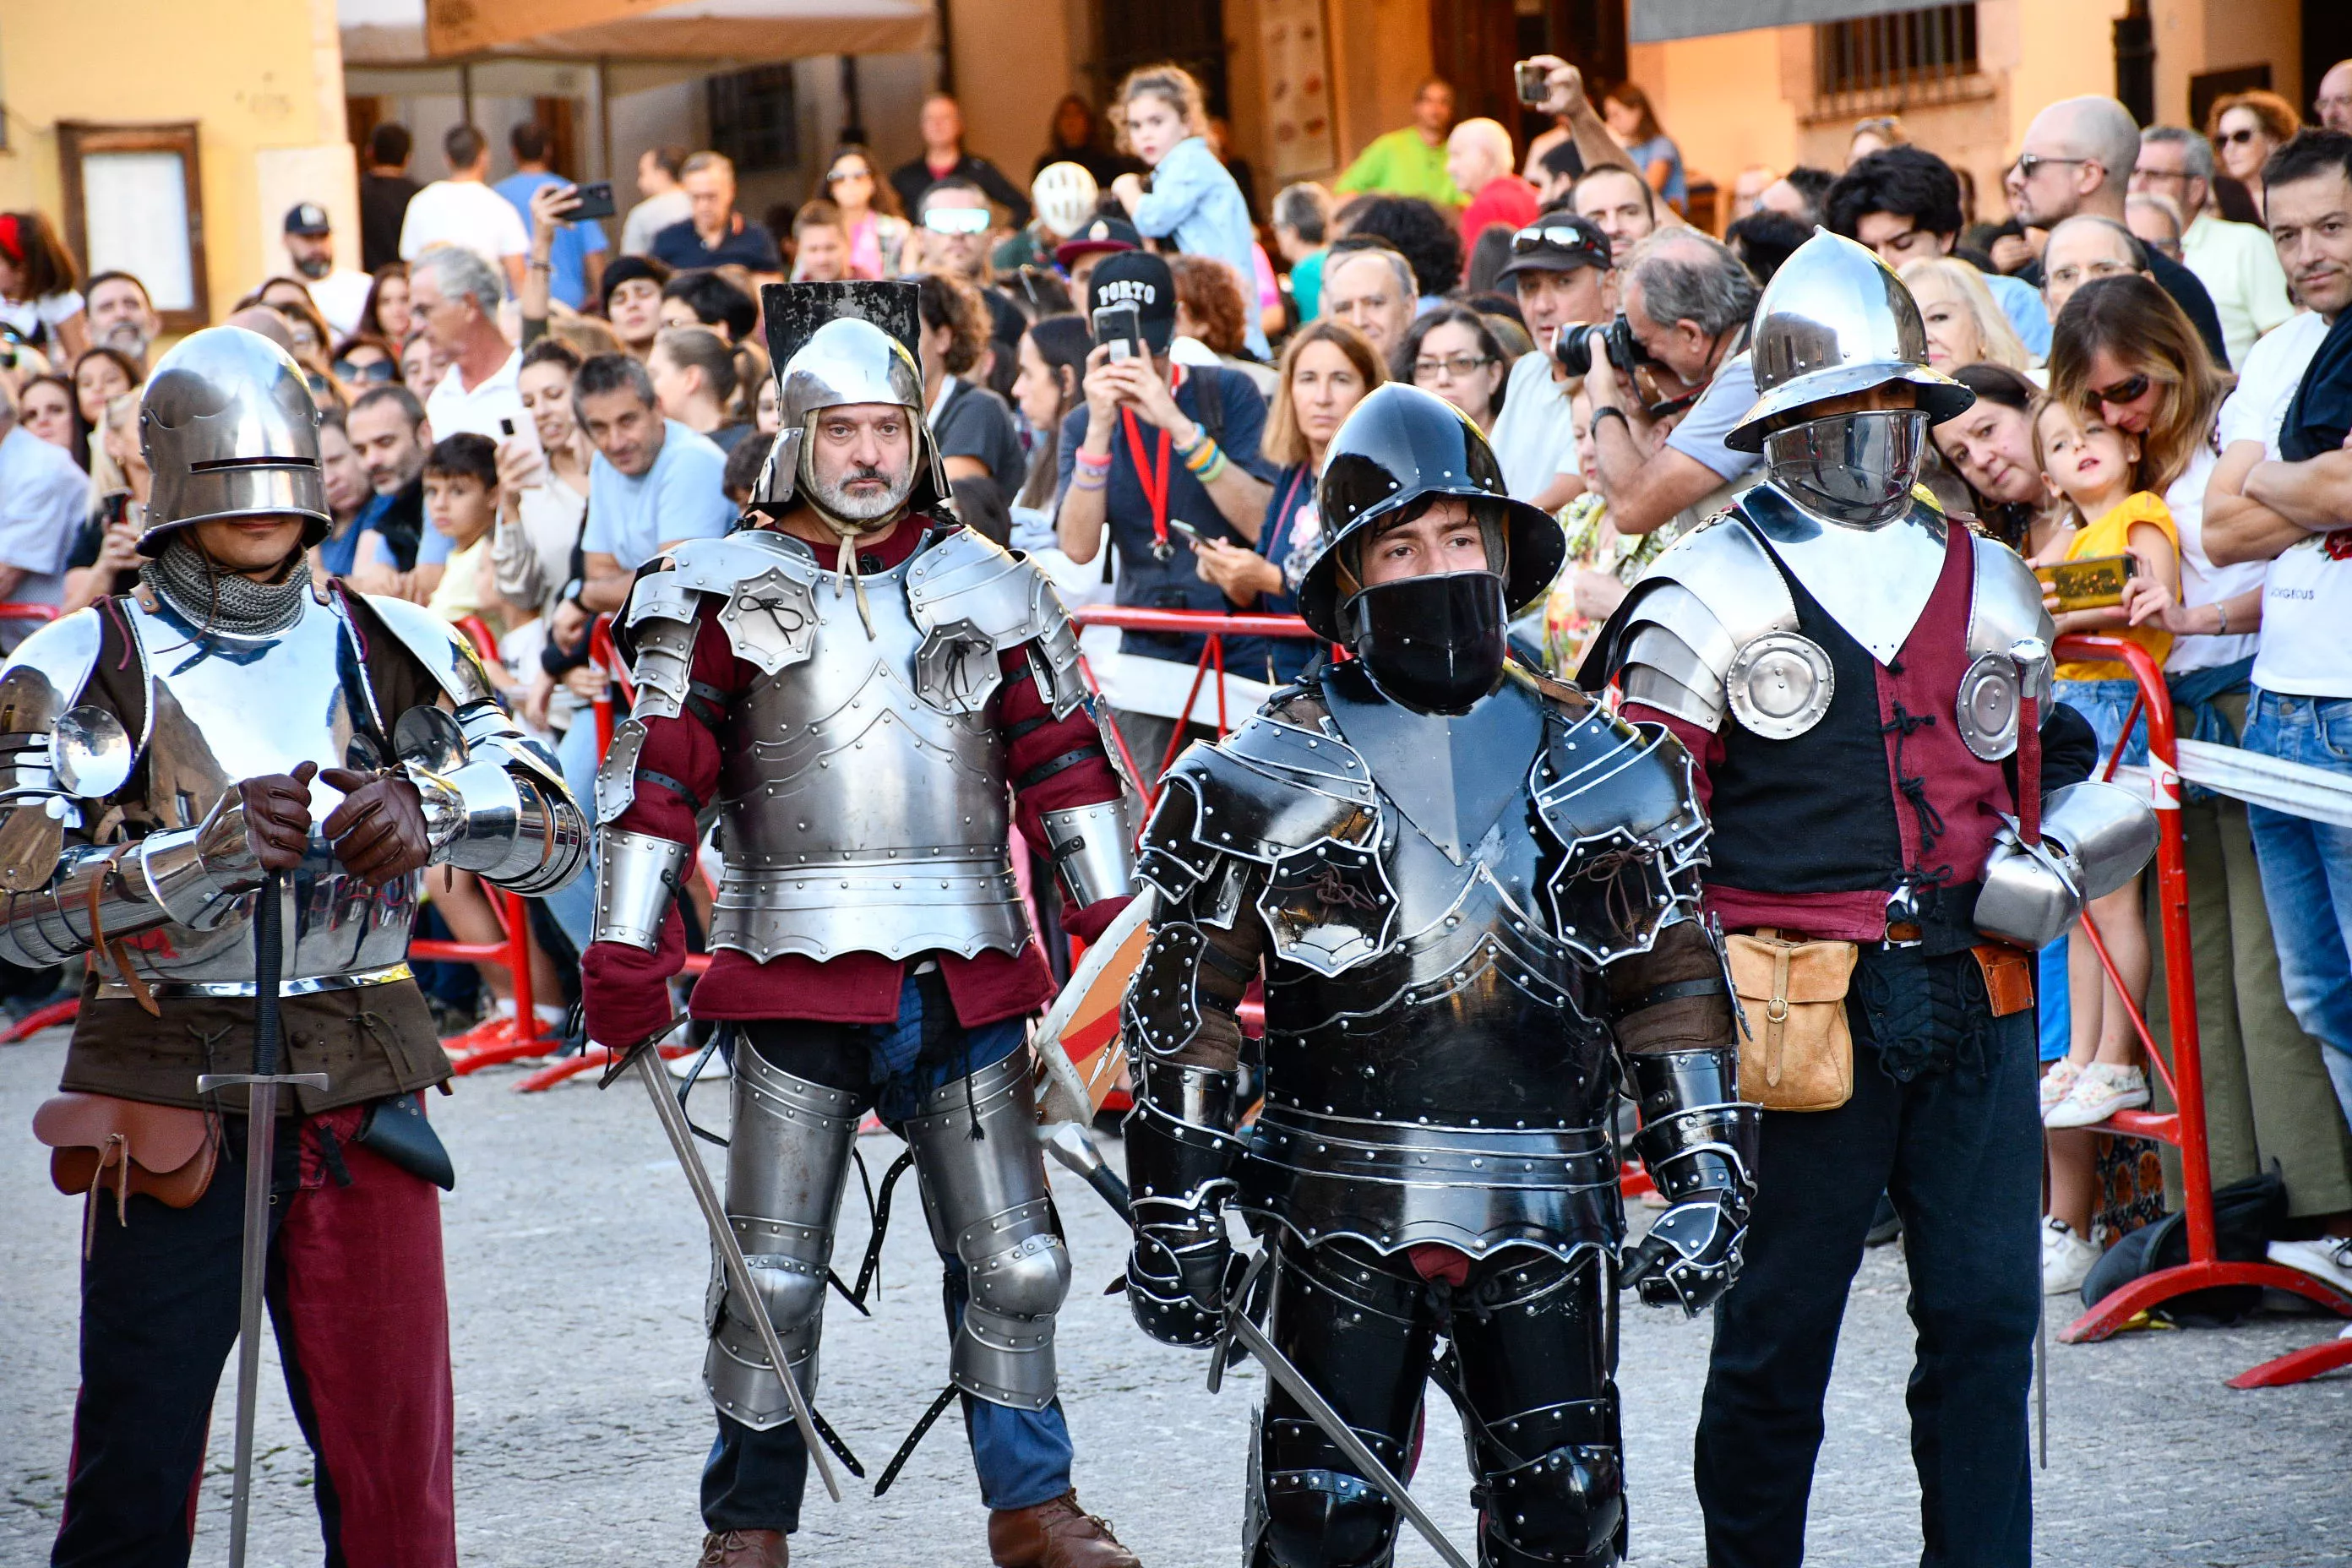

{"left": 1509, "top": 225, "right": 1607, "bottom": 265}
{"left": 923, "top": 206, "right": 990, "bottom": 235}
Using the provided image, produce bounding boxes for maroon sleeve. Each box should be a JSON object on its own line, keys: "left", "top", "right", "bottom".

{"left": 581, "top": 607, "right": 744, "bottom": 1047}
{"left": 995, "top": 647, "right": 1131, "bottom": 942}
{"left": 1622, "top": 700, "right": 1723, "bottom": 812}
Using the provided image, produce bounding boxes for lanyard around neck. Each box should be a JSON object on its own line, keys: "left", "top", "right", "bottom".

{"left": 1119, "top": 407, "right": 1173, "bottom": 551}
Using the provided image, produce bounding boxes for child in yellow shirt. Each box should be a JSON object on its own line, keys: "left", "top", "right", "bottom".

{"left": 2028, "top": 395, "right": 2184, "bottom": 1277}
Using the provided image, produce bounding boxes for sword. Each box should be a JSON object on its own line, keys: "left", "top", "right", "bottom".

{"left": 194, "top": 873, "right": 328, "bottom": 1568}
{"left": 605, "top": 1023, "right": 843, "bottom": 1503}
{"left": 1217, "top": 1255, "right": 1475, "bottom": 1568}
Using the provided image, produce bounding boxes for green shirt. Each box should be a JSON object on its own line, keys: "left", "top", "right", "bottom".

{"left": 1334, "top": 127, "right": 1463, "bottom": 207}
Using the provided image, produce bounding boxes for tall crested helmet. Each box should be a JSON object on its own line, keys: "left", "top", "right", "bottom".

{"left": 1723, "top": 226, "right": 1974, "bottom": 455}
{"left": 752, "top": 280, "right": 951, "bottom": 520}
{"left": 136, "top": 325, "right": 329, "bottom": 554}
{"left": 1298, "top": 383, "right": 1565, "bottom": 643}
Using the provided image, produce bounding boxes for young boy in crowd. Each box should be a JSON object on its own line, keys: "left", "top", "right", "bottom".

{"left": 790, "top": 200, "right": 852, "bottom": 283}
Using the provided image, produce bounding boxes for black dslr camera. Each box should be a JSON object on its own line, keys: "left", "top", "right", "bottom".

{"left": 1552, "top": 314, "right": 1645, "bottom": 378}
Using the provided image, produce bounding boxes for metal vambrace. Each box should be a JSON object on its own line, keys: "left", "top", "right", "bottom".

{"left": 1124, "top": 1056, "right": 1247, "bottom": 1348}
{"left": 592, "top": 828, "right": 692, "bottom": 951}
{"left": 902, "top": 1049, "right": 1072, "bottom": 1410}
{"left": 409, "top": 741, "right": 589, "bottom": 897}
{"left": 1623, "top": 1048, "right": 1757, "bottom": 1317}
{"left": 1038, "top": 796, "right": 1137, "bottom": 912}
{"left": 0, "top": 796, "right": 264, "bottom": 968}
{"left": 1976, "top": 780, "right": 2159, "bottom": 950}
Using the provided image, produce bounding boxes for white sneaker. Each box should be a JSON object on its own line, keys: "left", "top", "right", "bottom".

{"left": 2043, "top": 1216, "right": 2100, "bottom": 1296}
{"left": 2266, "top": 1238, "right": 2352, "bottom": 1296}
{"left": 2044, "top": 1063, "right": 2150, "bottom": 1129}
{"left": 2039, "top": 1059, "right": 2085, "bottom": 1121}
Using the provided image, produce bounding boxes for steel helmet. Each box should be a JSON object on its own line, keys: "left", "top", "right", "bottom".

{"left": 757, "top": 300, "right": 950, "bottom": 520}
{"left": 1032, "top": 161, "right": 1101, "bottom": 241}
{"left": 1299, "top": 383, "right": 1565, "bottom": 643}
{"left": 137, "top": 325, "right": 329, "bottom": 554}
{"left": 1724, "top": 227, "right": 1974, "bottom": 454}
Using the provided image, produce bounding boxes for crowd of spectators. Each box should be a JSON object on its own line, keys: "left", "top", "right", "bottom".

{"left": 1, "top": 46, "right": 2349, "bottom": 1361}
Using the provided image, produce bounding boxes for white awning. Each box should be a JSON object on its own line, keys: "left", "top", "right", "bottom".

{"left": 340, "top": 0, "right": 934, "bottom": 66}
{"left": 1630, "top": 0, "right": 1956, "bottom": 45}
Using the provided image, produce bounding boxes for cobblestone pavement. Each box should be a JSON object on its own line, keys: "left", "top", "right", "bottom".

{"left": 3, "top": 1032, "right": 2348, "bottom": 1567}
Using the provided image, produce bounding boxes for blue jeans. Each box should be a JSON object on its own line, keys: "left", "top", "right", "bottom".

{"left": 2242, "top": 689, "right": 2352, "bottom": 1126}
{"left": 542, "top": 718, "right": 602, "bottom": 952}
{"left": 2054, "top": 676, "right": 2151, "bottom": 772}
{"left": 700, "top": 976, "right": 1075, "bottom": 1533}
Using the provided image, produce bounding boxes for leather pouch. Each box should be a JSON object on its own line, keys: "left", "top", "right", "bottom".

{"left": 353, "top": 1092, "right": 456, "bottom": 1191}
{"left": 1725, "top": 929, "right": 1859, "bottom": 1113}
{"left": 1970, "top": 942, "right": 2036, "bottom": 1018}
{"left": 33, "top": 1092, "right": 220, "bottom": 1256}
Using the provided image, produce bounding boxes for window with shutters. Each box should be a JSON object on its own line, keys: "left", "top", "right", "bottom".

{"left": 1814, "top": 3, "right": 1981, "bottom": 112}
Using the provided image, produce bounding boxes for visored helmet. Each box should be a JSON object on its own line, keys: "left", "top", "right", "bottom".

{"left": 1724, "top": 227, "right": 1974, "bottom": 454}
{"left": 1300, "top": 384, "right": 1566, "bottom": 712}
{"left": 138, "top": 326, "right": 329, "bottom": 554}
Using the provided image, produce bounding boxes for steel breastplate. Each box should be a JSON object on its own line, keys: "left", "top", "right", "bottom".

{"left": 116, "top": 591, "right": 416, "bottom": 996}
{"left": 1239, "top": 679, "right": 1622, "bottom": 1259}
{"left": 712, "top": 557, "right": 1026, "bottom": 963}
{"left": 1742, "top": 483, "right": 1949, "bottom": 665}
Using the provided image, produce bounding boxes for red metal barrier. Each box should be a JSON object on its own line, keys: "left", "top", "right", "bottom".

{"left": 2048, "top": 634, "right": 2352, "bottom": 1381}
{"left": 1069, "top": 604, "right": 1321, "bottom": 801}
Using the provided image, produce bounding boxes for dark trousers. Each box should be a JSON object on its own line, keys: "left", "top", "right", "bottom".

{"left": 1693, "top": 994, "right": 2039, "bottom": 1568}
{"left": 53, "top": 1112, "right": 456, "bottom": 1568}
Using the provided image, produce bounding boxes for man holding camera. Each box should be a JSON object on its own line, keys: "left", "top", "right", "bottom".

{"left": 1054, "top": 251, "right": 1275, "bottom": 771}
{"left": 1488, "top": 213, "right": 1612, "bottom": 510}
{"left": 1580, "top": 230, "right": 1763, "bottom": 539}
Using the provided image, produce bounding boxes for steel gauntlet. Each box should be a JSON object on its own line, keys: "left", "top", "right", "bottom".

{"left": 1975, "top": 781, "right": 2159, "bottom": 950}
{"left": 1623, "top": 1048, "right": 1758, "bottom": 1317}
{"left": 0, "top": 789, "right": 267, "bottom": 968}
{"left": 407, "top": 716, "right": 588, "bottom": 896}
{"left": 1124, "top": 1056, "right": 1248, "bottom": 1348}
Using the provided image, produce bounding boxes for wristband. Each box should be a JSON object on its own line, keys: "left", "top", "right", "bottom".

{"left": 1194, "top": 447, "right": 1229, "bottom": 486}
{"left": 1070, "top": 468, "right": 1108, "bottom": 492}
{"left": 1074, "top": 447, "right": 1113, "bottom": 471}
{"left": 2215, "top": 601, "right": 2230, "bottom": 635}
{"left": 1182, "top": 437, "right": 1223, "bottom": 476}
{"left": 1589, "top": 406, "right": 1629, "bottom": 440}
{"left": 1171, "top": 425, "right": 1208, "bottom": 460}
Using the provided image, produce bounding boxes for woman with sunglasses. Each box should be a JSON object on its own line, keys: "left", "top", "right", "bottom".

{"left": 812, "top": 143, "right": 907, "bottom": 280}
{"left": 2207, "top": 90, "right": 2301, "bottom": 215}
{"left": 332, "top": 333, "right": 400, "bottom": 389}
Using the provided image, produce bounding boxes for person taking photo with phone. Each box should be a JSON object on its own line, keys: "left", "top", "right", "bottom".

{"left": 1053, "top": 251, "right": 1276, "bottom": 771}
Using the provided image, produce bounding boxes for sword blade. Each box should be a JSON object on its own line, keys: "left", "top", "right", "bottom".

{"left": 1223, "top": 1307, "right": 1475, "bottom": 1568}
{"left": 222, "top": 1079, "right": 279, "bottom": 1568}
{"left": 630, "top": 1047, "right": 843, "bottom": 1503}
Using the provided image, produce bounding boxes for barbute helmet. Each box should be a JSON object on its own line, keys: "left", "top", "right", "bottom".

{"left": 753, "top": 283, "right": 950, "bottom": 523}
{"left": 137, "top": 325, "right": 329, "bottom": 554}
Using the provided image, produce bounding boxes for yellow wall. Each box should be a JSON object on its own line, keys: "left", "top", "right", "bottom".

{"left": 949, "top": 0, "right": 1077, "bottom": 185}
{"left": 0, "top": 0, "right": 350, "bottom": 325}
{"left": 1326, "top": 0, "right": 1435, "bottom": 172}
{"left": 2151, "top": 0, "right": 2301, "bottom": 132}
{"left": 1626, "top": 28, "right": 1805, "bottom": 194}
{"left": 1999, "top": 0, "right": 2129, "bottom": 153}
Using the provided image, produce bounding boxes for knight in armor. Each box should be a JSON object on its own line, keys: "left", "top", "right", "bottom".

{"left": 1121, "top": 380, "right": 1756, "bottom": 1568}
{"left": 3, "top": 326, "right": 587, "bottom": 1568}
{"left": 1580, "top": 230, "right": 2154, "bottom": 1567}
{"left": 580, "top": 281, "right": 1142, "bottom": 1568}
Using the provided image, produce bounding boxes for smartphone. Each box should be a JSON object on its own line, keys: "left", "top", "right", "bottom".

{"left": 1515, "top": 60, "right": 1551, "bottom": 107}
{"left": 1166, "top": 517, "right": 1208, "bottom": 547}
{"left": 564, "top": 180, "right": 616, "bottom": 222}
{"left": 2034, "top": 553, "right": 2137, "bottom": 612}
{"left": 1092, "top": 302, "right": 1144, "bottom": 363}
{"left": 498, "top": 415, "right": 546, "bottom": 490}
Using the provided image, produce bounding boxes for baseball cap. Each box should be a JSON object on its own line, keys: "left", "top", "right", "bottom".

{"left": 284, "top": 202, "right": 332, "bottom": 237}
{"left": 1086, "top": 250, "right": 1176, "bottom": 356}
{"left": 1054, "top": 215, "right": 1141, "bottom": 270}
{"left": 1494, "top": 215, "right": 1612, "bottom": 283}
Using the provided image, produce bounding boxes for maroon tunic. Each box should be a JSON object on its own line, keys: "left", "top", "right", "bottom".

{"left": 581, "top": 519, "right": 1129, "bottom": 1046}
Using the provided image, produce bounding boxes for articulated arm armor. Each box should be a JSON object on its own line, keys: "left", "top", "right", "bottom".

{"left": 0, "top": 597, "right": 585, "bottom": 981}
{"left": 1121, "top": 806, "right": 1263, "bottom": 1348}
{"left": 1620, "top": 1045, "right": 1756, "bottom": 1316}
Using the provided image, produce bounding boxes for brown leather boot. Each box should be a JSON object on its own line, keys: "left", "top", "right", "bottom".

{"left": 988, "top": 1490, "right": 1141, "bottom": 1568}
{"left": 698, "top": 1529, "right": 787, "bottom": 1567}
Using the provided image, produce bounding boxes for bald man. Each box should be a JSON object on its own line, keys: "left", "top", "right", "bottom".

{"left": 1447, "top": 117, "right": 1539, "bottom": 245}
{"left": 2318, "top": 59, "right": 2352, "bottom": 133}
{"left": 2041, "top": 214, "right": 2149, "bottom": 318}
{"left": 2011, "top": 94, "right": 2229, "bottom": 362}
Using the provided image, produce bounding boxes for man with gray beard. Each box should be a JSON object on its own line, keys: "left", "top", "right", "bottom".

{"left": 580, "top": 282, "right": 1142, "bottom": 1568}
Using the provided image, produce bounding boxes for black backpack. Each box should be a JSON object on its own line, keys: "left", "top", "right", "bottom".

{"left": 2077, "top": 1163, "right": 2287, "bottom": 1326}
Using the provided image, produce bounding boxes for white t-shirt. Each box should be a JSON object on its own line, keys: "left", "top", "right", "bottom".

{"left": 2212, "top": 308, "right": 2352, "bottom": 698}
{"left": 0, "top": 289, "right": 85, "bottom": 350}
{"left": 2160, "top": 441, "right": 2263, "bottom": 672}
{"left": 308, "top": 269, "right": 377, "bottom": 339}
{"left": 399, "top": 181, "right": 531, "bottom": 281}
{"left": 424, "top": 349, "right": 526, "bottom": 443}
{"left": 622, "top": 188, "right": 694, "bottom": 258}
{"left": 1489, "top": 351, "right": 1580, "bottom": 502}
